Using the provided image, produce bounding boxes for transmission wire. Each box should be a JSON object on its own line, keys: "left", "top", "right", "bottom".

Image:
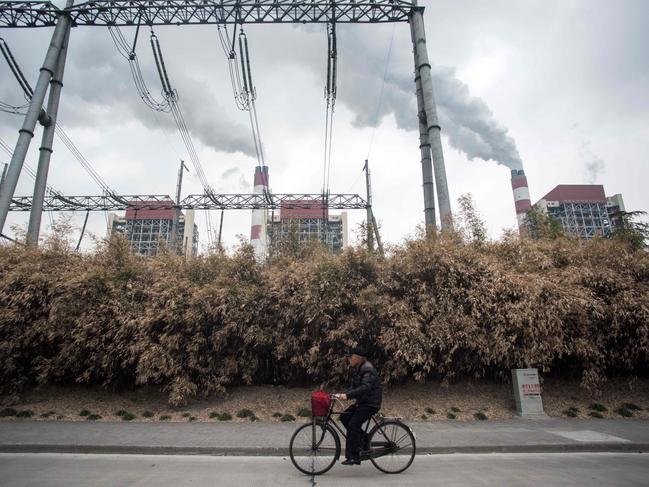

{"left": 366, "top": 24, "right": 396, "bottom": 160}
{"left": 1, "top": 35, "right": 121, "bottom": 197}
{"left": 0, "top": 136, "right": 62, "bottom": 197}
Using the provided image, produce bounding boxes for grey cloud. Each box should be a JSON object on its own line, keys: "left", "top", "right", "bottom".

{"left": 57, "top": 29, "right": 255, "bottom": 157}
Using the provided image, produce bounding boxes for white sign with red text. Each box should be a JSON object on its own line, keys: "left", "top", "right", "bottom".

{"left": 512, "top": 368, "right": 545, "bottom": 417}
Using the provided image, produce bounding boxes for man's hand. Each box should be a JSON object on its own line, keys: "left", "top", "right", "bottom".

{"left": 333, "top": 393, "right": 348, "bottom": 400}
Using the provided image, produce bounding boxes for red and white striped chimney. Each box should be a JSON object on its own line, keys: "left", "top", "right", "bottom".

{"left": 251, "top": 165, "right": 269, "bottom": 258}
{"left": 511, "top": 169, "right": 531, "bottom": 234}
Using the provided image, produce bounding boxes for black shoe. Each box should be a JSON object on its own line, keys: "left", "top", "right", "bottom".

{"left": 341, "top": 458, "right": 361, "bottom": 466}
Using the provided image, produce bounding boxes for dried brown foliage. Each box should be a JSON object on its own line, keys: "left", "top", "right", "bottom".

{"left": 0, "top": 233, "right": 647, "bottom": 405}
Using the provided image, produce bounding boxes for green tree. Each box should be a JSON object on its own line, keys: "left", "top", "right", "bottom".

{"left": 610, "top": 211, "right": 649, "bottom": 250}
{"left": 456, "top": 193, "right": 488, "bottom": 243}
{"left": 524, "top": 207, "right": 564, "bottom": 240}
{"left": 268, "top": 219, "right": 326, "bottom": 261}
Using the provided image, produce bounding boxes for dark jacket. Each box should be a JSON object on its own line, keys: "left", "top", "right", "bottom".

{"left": 345, "top": 360, "right": 382, "bottom": 407}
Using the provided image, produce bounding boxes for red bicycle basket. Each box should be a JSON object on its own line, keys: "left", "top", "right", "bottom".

{"left": 311, "top": 391, "right": 331, "bottom": 417}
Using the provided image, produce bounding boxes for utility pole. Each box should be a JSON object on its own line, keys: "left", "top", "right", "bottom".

{"left": 75, "top": 210, "right": 90, "bottom": 251}
{"left": 410, "top": 19, "right": 436, "bottom": 234}
{"left": 27, "top": 6, "right": 73, "bottom": 245}
{"left": 410, "top": 4, "right": 453, "bottom": 231}
{"left": 364, "top": 159, "right": 374, "bottom": 251}
{"left": 217, "top": 209, "right": 224, "bottom": 248}
{"left": 171, "top": 160, "right": 187, "bottom": 254}
{"left": 0, "top": 0, "right": 74, "bottom": 237}
{"left": 372, "top": 213, "right": 384, "bottom": 256}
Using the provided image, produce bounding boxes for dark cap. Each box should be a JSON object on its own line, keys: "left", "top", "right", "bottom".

{"left": 350, "top": 346, "right": 368, "bottom": 357}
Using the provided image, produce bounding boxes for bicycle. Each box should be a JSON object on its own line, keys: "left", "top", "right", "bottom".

{"left": 289, "top": 394, "right": 416, "bottom": 475}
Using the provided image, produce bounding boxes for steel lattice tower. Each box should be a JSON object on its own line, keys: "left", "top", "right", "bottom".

{"left": 0, "top": 0, "right": 453, "bottom": 243}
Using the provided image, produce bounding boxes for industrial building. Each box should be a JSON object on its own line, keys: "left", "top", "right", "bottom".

{"left": 107, "top": 201, "right": 199, "bottom": 257}
{"left": 533, "top": 185, "right": 625, "bottom": 241}
{"left": 267, "top": 200, "right": 349, "bottom": 254}
{"left": 249, "top": 165, "right": 349, "bottom": 257}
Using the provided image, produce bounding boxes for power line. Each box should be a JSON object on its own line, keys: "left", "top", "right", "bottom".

{"left": 217, "top": 25, "right": 267, "bottom": 170}
{"left": 322, "top": 21, "right": 337, "bottom": 195}
{"left": 0, "top": 100, "right": 28, "bottom": 115}
{"left": 1, "top": 232, "right": 23, "bottom": 244}
{"left": 54, "top": 126, "right": 114, "bottom": 193}
{"left": 215, "top": 24, "right": 271, "bottom": 245}
{"left": 0, "top": 132, "right": 62, "bottom": 234}
{"left": 147, "top": 28, "right": 219, "bottom": 244}
{"left": 107, "top": 25, "right": 171, "bottom": 112}
{"left": 1, "top": 35, "right": 121, "bottom": 197}
{"left": 0, "top": 135, "right": 61, "bottom": 197}
{"left": 345, "top": 164, "right": 365, "bottom": 193}
{"left": 366, "top": 23, "right": 396, "bottom": 160}
{"left": 109, "top": 23, "right": 212, "bottom": 226}
{"left": 0, "top": 36, "right": 34, "bottom": 98}
{"left": 0, "top": 36, "right": 33, "bottom": 115}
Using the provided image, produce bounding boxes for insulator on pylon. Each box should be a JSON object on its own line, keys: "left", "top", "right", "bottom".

{"left": 238, "top": 34, "right": 248, "bottom": 94}
{"left": 244, "top": 35, "right": 254, "bottom": 95}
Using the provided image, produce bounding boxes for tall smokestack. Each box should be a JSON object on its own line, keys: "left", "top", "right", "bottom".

{"left": 511, "top": 169, "right": 531, "bottom": 234}
{"left": 251, "top": 165, "right": 269, "bottom": 259}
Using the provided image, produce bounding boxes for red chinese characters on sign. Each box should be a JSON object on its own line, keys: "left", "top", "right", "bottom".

{"left": 521, "top": 383, "right": 541, "bottom": 396}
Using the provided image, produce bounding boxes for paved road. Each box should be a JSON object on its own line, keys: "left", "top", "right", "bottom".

{"left": 2, "top": 419, "right": 648, "bottom": 454}
{"left": 1, "top": 453, "right": 648, "bottom": 486}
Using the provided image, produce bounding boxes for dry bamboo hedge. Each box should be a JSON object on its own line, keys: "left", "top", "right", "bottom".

{"left": 1, "top": 234, "right": 647, "bottom": 405}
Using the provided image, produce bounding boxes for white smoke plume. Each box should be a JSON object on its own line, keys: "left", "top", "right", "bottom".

{"left": 430, "top": 66, "right": 523, "bottom": 170}
{"left": 332, "top": 27, "right": 524, "bottom": 170}
{"left": 584, "top": 157, "right": 606, "bottom": 184}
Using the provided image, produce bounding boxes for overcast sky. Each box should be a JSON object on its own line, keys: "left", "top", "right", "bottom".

{"left": 1, "top": 0, "right": 647, "bottom": 251}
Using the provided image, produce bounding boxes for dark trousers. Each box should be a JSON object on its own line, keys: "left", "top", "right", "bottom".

{"left": 340, "top": 403, "right": 380, "bottom": 460}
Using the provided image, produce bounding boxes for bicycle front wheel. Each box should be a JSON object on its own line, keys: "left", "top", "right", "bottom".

{"left": 289, "top": 421, "right": 341, "bottom": 475}
{"left": 368, "top": 420, "right": 416, "bottom": 474}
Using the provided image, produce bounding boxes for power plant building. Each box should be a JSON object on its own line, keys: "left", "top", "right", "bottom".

{"left": 533, "top": 185, "right": 625, "bottom": 241}
{"left": 267, "top": 200, "right": 348, "bottom": 254}
{"left": 107, "top": 201, "right": 199, "bottom": 257}
{"left": 249, "top": 166, "right": 349, "bottom": 257}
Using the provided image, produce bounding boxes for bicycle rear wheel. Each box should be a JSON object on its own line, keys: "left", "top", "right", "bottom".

{"left": 368, "top": 420, "right": 416, "bottom": 474}
{"left": 289, "top": 421, "right": 341, "bottom": 475}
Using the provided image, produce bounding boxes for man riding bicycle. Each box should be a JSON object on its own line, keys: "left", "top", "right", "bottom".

{"left": 333, "top": 346, "right": 382, "bottom": 466}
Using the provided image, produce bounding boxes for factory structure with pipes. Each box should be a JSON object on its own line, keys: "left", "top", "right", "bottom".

{"left": 250, "top": 166, "right": 349, "bottom": 259}
{"left": 107, "top": 202, "right": 199, "bottom": 257}
{"left": 533, "top": 185, "right": 625, "bottom": 241}
{"left": 510, "top": 168, "right": 626, "bottom": 241}
{"left": 267, "top": 202, "right": 348, "bottom": 254}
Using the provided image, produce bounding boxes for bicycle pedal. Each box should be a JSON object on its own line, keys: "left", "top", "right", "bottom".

{"left": 341, "top": 458, "right": 361, "bottom": 466}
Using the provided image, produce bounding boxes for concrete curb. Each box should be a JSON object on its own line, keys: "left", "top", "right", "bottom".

{"left": 1, "top": 443, "right": 646, "bottom": 456}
